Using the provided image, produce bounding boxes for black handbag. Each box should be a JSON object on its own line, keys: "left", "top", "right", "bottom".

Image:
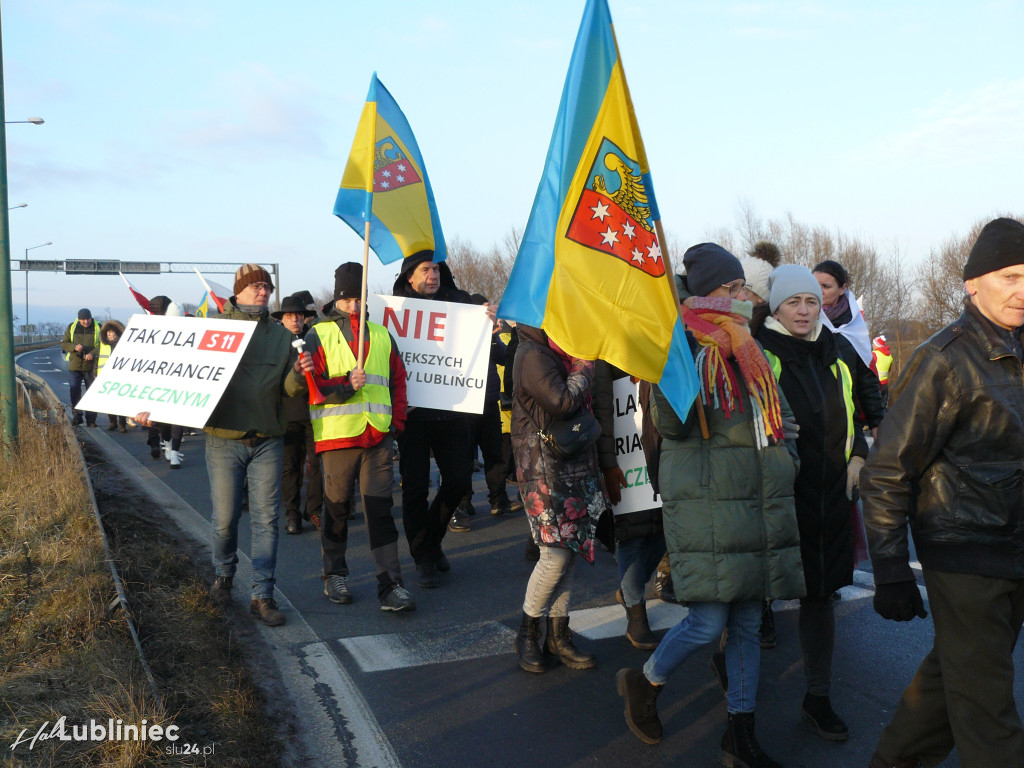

{"left": 523, "top": 405, "right": 601, "bottom": 461}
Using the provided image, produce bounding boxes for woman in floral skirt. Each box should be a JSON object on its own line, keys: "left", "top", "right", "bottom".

{"left": 511, "top": 324, "right": 610, "bottom": 674}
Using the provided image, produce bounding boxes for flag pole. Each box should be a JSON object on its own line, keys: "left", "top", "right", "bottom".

{"left": 655, "top": 219, "right": 709, "bottom": 439}
{"left": 357, "top": 220, "right": 370, "bottom": 369}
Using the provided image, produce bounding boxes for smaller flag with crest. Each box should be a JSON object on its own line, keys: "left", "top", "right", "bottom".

{"left": 333, "top": 73, "right": 446, "bottom": 264}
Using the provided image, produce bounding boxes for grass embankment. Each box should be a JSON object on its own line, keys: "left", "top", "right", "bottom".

{"left": 0, "top": 410, "right": 285, "bottom": 767}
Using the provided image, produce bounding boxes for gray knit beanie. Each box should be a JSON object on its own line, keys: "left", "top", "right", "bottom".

{"left": 768, "top": 264, "right": 822, "bottom": 313}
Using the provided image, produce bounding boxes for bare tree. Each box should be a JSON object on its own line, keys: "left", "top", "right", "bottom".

{"left": 446, "top": 230, "right": 518, "bottom": 303}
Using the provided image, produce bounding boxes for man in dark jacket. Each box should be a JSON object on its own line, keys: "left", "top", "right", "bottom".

{"left": 201, "top": 264, "right": 305, "bottom": 628}
{"left": 61, "top": 308, "right": 100, "bottom": 426}
{"left": 273, "top": 292, "right": 321, "bottom": 534}
{"left": 391, "top": 250, "right": 475, "bottom": 588}
{"left": 862, "top": 217, "right": 1024, "bottom": 768}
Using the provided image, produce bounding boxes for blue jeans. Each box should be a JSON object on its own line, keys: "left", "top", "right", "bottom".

{"left": 616, "top": 532, "right": 666, "bottom": 606}
{"left": 644, "top": 599, "right": 762, "bottom": 713}
{"left": 206, "top": 434, "right": 283, "bottom": 600}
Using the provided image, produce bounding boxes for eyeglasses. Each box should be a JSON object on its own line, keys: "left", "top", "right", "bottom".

{"left": 721, "top": 280, "right": 748, "bottom": 297}
{"left": 250, "top": 282, "right": 273, "bottom": 293}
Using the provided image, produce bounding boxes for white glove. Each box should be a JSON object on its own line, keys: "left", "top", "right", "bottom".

{"left": 846, "top": 456, "right": 865, "bottom": 500}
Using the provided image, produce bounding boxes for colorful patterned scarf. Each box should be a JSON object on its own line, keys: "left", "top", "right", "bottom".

{"left": 682, "top": 297, "right": 784, "bottom": 448}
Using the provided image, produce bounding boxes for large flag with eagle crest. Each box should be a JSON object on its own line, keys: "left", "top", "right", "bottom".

{"left": 499, "top": 0, "right": 698, "bottom": 418}
{"left": 333, "top": 73, "right": 447, "bottom": 264}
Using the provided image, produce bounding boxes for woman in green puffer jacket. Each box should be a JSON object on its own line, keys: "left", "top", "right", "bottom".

{"left": 616, "top": 243, "right": 805, "bottom": 768}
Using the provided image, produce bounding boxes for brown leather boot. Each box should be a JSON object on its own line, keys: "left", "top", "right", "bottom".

{"left": 249, "top": 597, "right": 285, "bottom": 626}
{"left": 544, "top": 616, "right": 596, "bottom": 669}
{"left": 515, "top": 613, "right": 545, "bottom": 673}
{"left": 616, "top": 589, "right": 659, "bottom": 650}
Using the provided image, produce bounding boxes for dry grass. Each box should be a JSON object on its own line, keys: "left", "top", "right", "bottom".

{"left": 1, "top": 410, "right": 286, "bottom": 767}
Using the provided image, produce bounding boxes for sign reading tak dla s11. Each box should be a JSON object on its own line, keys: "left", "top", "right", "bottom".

{"left": 76, "top": 314, "right": 257, "bottom": 429}
{"left": 367, "top": 295, "right": 492, "bottom": 415}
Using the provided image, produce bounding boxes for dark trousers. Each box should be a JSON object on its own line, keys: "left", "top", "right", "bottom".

{"left": 798, "top": 596, "right": 835, "bottom": 696}
{"left": 148, "top": 423, "right": 183, "bottom": 451}
{"left": 320, "top": 436, "right": 401, "bottom": 598}
{"left": 876, "top": 569, "right": 1024, "bottom": 768}
{"left": 463, "top": 401, "right": 510, "bottom": 508}
{"left": 282, "top": 420, "right": 322, "bottom": 523}
{"left": 69, "top": 370, "right": 95, "bottom": 423}
{"left": 397, "top": 417, "right": 471, "bottom": 565}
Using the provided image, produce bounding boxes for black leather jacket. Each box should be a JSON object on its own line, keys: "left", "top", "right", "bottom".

{"left": 862, "top": 303, "right": 1024, "bottom": 584}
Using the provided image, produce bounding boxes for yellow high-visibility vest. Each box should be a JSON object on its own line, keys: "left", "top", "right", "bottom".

{"left": 309, "top": 321, "right": 392, "bottom": 442}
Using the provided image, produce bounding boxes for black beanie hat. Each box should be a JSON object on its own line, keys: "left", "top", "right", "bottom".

{"left": 963, "top": 218, "right": 1024, "bottom": 280}
{"left": 334, "top": 262, "right": 363, "bottom": 300}
{"left": 77, "top": 308, "right": 92, "bottom": 320}
{"left": 399, "top": 249, "right": 434, "bottom": 279}
{"left": 682, "top": 243, "right": 744, "bottom": 298}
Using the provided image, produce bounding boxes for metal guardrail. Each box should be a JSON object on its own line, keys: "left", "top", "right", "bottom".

{"left": 14, "top": 364, "right": 162, "bottom": 706}
{"left": 13, "top": 337, "right": 60, "bottom": 353}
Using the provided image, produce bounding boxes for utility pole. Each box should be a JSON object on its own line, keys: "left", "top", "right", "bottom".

{"left": 0, "top": 10, "right": 19, "bottom": 451}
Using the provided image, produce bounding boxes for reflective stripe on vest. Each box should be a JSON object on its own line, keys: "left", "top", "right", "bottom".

{"left": 97, "top": 342, "right": 112, "bottom": 373}
{"left": 309, "top": 321, "right": 392, "bottom": 442}
{"left": 764, "top": 349, "right": 856, "bottom": 460}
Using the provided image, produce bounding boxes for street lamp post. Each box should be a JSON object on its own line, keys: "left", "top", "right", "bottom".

{"left": 24, "top": 241, "right": 52, "bottom": 342}
{"left": 5, "top": 118, "right": 43, "bottom": 125}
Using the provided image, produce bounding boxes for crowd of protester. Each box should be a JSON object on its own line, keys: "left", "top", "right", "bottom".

{"left": 62, "top": 216, "right": 1024, "bottom": 767}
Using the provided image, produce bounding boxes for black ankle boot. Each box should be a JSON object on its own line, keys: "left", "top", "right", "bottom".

{"left": 616, "top": 589, "right": 659, "bottom": 650}
{"left": 719, "top": 711, "right": 782, "bottom": 768}
{"left": 544, "top": 615, "right": 596, "bottom": 669}
{"left": 616, "top": 668, "right": 663, "bottom": 744}
{"left": 515, "top": 613, "right": 545, "bottom": 674}
{"left": 802, "top": 693, "right": 849, "bottom": 741}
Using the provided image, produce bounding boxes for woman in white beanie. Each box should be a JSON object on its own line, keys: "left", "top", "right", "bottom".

{"left": 755, "top": 264, "right": 869, "bottom": 744}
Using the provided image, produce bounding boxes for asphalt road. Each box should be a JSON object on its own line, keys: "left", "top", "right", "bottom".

{"left": 19, "top": 345, "right": 1015, "bottom": 768}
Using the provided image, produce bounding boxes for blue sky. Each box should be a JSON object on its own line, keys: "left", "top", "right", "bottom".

{"left": 4, "top": 0, "right": 1023, "bottom": 326}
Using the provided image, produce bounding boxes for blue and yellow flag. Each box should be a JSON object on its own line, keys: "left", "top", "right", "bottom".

{"left": 195, "top": 291, "right": 209, "bottom": 318}
{"left": 334, "top": 74, "right": 446, "bottom": 264}
{"left": 498, "top": 0, "right": 698, "bottom": 418}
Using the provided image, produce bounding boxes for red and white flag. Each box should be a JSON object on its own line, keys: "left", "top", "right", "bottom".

{"left": 195, "top": 269, "right": 231, "bottom": 313}
{"left": 119, "top": 273, "right": 151, "bottom": 313}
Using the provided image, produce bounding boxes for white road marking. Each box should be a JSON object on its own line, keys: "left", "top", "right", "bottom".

{"left": 340, "top": 621, "right": 517, "bottom": 673}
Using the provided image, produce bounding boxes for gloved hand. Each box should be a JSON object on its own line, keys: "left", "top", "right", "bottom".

{"left": 846, "top": 455, "right": 865, "bottom": 500}
{"left": 781, "top": 415, "right": 800, "bottom": 441}
{"left": 602, "top": 466, "right": 627, "bottom": 505}
{"left": 873, "top": 580, "right": 928, "bottom": 621}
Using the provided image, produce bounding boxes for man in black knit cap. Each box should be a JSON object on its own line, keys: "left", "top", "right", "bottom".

{"left": 862, "top": 217, "right": 1024, "bottom": 768}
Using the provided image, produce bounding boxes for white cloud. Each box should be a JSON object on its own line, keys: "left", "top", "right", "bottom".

{"left": 168, "top": 64, "right": 336, "bottom": 161}
{"left": 872, "top": 79, "right": 1024, "bottom": 167}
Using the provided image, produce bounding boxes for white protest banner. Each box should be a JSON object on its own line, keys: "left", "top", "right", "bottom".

{"left": 612, "top": 376, "right": 662, "bottom": 515}
{"left": 76, "top": 314, "right": 257, "bottom": 429}
{"left": 367, "top": 295, "right": 491, "bottom": 414}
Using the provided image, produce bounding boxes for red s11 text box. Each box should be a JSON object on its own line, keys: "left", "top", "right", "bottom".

{"left": 198, "top": 330, "right": 245, "bottom": 353}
